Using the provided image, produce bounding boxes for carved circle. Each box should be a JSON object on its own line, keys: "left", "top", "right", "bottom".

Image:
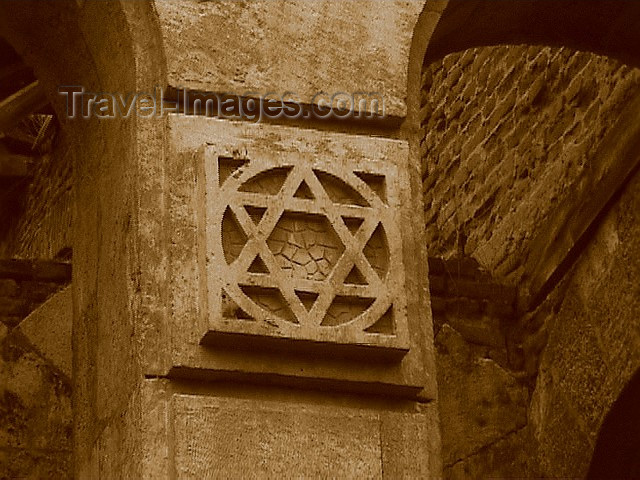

{"left": 215, "top": 158, "right": 397, "bottom": 333}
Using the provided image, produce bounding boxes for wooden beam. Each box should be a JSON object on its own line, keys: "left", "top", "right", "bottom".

{"left": 0, "top": 81, "right": 48, "bottom": 133}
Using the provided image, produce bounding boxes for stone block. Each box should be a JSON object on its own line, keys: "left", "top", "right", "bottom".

{"left": 170, "top": 392, "right": 439, "bottom": 478}
{"left": 380, "top": 408, "right": 442, "bottom": 478}
{"left": 445, "top": 426, "right": 531, "bottom": 479}
{"left": 173, "top": 394, "right": 381, "bottom": 478}
{"left": 17, "top": 286, "right": 72, "bottom": 378}
{"left": 155, "top": 0, "right": 424, "bottom": 118}
{"left": 435, "top": 325, "right": 528, "bottom": 466}
{"left": 200, "top": 144, "right": 410, "bottom": 360}
{"left": 166, "top": 116, "right": 436, "bottom": 399}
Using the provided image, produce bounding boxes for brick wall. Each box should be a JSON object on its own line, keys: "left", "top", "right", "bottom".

{"left": 0, "top": 132, "right": 72, "bottom": 260}
{"left": 422, "top": 43, "right": 640, "bottom": 478}
{"left": 420, "top": 45, "right": 640, "bottom": 284}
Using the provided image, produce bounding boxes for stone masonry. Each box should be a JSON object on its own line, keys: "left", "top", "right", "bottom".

{"left": 2, "top": 1, "right": 640, "bottom": 478}
{"left": 421, "top": 44, "right": 640, "bottom": 284}
{"left": 0, "top": 260, "right": 72, "bottom": 478}
{"left": 421, "top": 40, "right": 640, "bottom": 480}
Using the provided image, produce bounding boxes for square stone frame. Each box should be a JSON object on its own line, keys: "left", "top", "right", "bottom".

{"left": 202, "top": 148, "right": 411, "bottom": 360}
{"left": 166, "top": 116, "right": 436, "bottom": 399}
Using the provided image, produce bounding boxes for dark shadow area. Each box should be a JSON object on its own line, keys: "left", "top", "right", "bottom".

{"left": 426, "top": 0, "right": 640, "bottom": 67}
{"left": 587, "top": 368, "right": 640, "bottom": 479}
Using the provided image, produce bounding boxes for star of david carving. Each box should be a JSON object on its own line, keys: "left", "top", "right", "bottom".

{"left": 204, "top": 151, "right": 410, "bottom": 355}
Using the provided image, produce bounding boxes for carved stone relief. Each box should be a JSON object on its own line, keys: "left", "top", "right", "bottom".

{"left": 202, "top": 148, "right": 410, "bottom": 359}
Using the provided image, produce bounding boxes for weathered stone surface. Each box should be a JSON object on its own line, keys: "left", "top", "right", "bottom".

{"left": 0, "top": 280, "right": 66, "bottom": 330}
{"left": 173, "top": 394, "right": 382, "bottom": 478}
{"left": 0, "top": 448, "right": 70, "bottom": 479}
{"left": 3, "top": 2, "right": 166, "bottom": 479}
{"left": 167, "top": 115, "right": 437, "bottom": 399}
{"left": 529, "top": 167, "right": 640, "bottom": 478}
{"left": 10, "top": 3, "right": 640, "bottom": 479}
{"left": 445, "top": 426, "right": 532, "bottom": 480}
{"left": 82, "top": 379, "right": 172, "bottom": 480}
{"left": 380, "top": 407, "right": 442, "bottom": 478}
{"left": 17, "top": 285, "right": 71, "bottom": 378}
{"left": 421, "top": 44, "right": 640, "bottom": 284}
{"left": 201, "top": 144, "right": 410, "bottom": 359}
{"left": 155, "top": 0, "right": 424, "bottom": 118}
{"left": 0, "top": 327, "right": 71, "bottom": 477}
{"left": 429, "top": 257, "right": 535, "bottom": 479}
{"left": 171, "top": 392, "right": 439, "bottom": 479}
{"left": 0, "top": 271, "right": 72, "bottom": 480}
{"left": 78, "top": 378, "right": 440, "bottom": 479}
{"left": 441, "top": 307, "right": 505, "bottom": 350}
{"left": 435, "top": 324, "right": 528, "bottom": 467}
{"left": 421, "top": 37, "right": 640, "bottom": 479}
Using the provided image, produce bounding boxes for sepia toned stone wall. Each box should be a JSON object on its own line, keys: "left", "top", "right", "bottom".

{"left": 421, "top": 37, "right": 640, "bottom": 478}
{"left": 2, "top": 1, "right": 640, "bottom": 478}
{"left": 155, "top": 0, "right": 424, "bottom": 118}
{"left": 0, "top": 1, "right": 441, "bottom": 476}
{"left": 524, "top": 166, "right": 640, "bottom": 478}
{"left": 420, "top": 45, "right": 640, "bottom": 283}
{"left": 421, "top": 40, "right": 640, "bottom": 479}
{"left": 429, "top": 257, "right": 531, "bottom": 478}
{"left": 1, "top": 2, "right": 168, "bottom": 477}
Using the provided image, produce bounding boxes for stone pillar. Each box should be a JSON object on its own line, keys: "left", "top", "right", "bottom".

{"left": 131, "top": 115, "right": 441, "bottom": 477}
{"left": 42, "top": 0, "right": 440, "bottom": 476}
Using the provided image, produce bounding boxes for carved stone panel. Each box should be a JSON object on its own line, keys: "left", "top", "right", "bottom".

{"left": 167, "top": 117, "right": 436, "bottom": 397}
{"left": 202, "top": 147, "right": 410, "bottom": 359}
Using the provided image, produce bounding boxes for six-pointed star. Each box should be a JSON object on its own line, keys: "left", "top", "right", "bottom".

{"left": 220, "top": 161, "right": 392, "bottom": 328}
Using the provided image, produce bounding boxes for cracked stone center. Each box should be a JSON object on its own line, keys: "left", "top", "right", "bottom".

{"left": 266, "top": 212, "right": 345, "bottom": 281}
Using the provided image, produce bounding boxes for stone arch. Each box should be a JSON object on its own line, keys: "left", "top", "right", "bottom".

{"left": 408, "top": 0, "right": 640, "bottom": 145}
{"left": 408, "top": 1, "right": 640, "bottom": 477}
{"left": 0, "top": 1, "right": 167, "bottom": 476}
{"left": 408, "top": 0, "right": 640, "bottom": 291}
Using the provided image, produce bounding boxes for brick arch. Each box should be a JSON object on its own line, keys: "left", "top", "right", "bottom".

{"left": 408, "top": 2, "right": 640, "bottom": 478}
{"left": 408, "top": 0, "right": 640, "bottom": 296}
{"left": 407, "top": 0, "right": 640, "bottom": 131}
{"left": 0, "top": 1, "right": 167, "bottom": 476}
